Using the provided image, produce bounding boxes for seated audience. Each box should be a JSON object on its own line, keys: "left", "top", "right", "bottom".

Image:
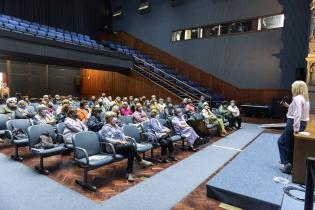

{"left": 164, "top": 103, "right": 175, "bottom": 117}
{"left": 157, "top": 98, "right": 166, "bottom": 113}
{"left": 202, "top": 102, "right": 227, "bottom": 136}
{"left": 128, "top": 95, "right": 134, "bottom": 105}
{"left": 149, "top": 99, "right": 158, "bottom": 112}
{"left": 63, "top": 108, "right": 88, "bottom": 144}
{"left": 198, "top": 96, "right": 206, "bottom": 112}
{"left": 115, "top": 96, "right": 122, "bottom": 107}
{"left": 56, "top": 103, "right": 70, "bottom": 123}
{"left": 34, "top": 105, "right": 56, "bottom": 125}
{"left": 41, "top": 95, "right": 50, "bottom": 105}
{"left": 227, "top": 100, "right": 242, "bottom": 129}
{"left": 218, "top": 101, "right": 235, "bottom": 129}
{"left": 130, "top": 98, "right": 139, "bottom": 112}
{"left": 150, "top": 110, "right": 177, "bottom": 162}
{"left": 185, "top": 98, "right": 196, "bottom": 116}
{"left": 0, "top": 97, "right": 17, "bottom": 118}
{"left": 86, "top": 107, "right": 104, "bottom": 132}
{"left": 179, "top": 98, "right": 188, "bottom": 109}
{"left": 56, "top": 99, "right": 70, "bottom": 115}
{"left": 99, "top": 111, "right": 153, "bottom": 182}
{"left": 172, "top": 108, "right": 199, "bottom": 151}
{"left": 133, "top": 103, "right": 149, "bottom": 124}
{"left": 120, "top": 102, "right": 133, "bottom": 116}
{"left": 88, "top": 96, "right": 96, "bottom": 108}
{"left": 111, "top": 105, "right": 121, "bottom": 117}
{"left": 15, "top": 100, "right": 35, "bottom": 119}
{"left": 53, "top": 94, "right": 61, "bottom": 105}
{"left": 96, "top": 98, "right": 106, "bottom": 113}
{"left": 77, "top": 100, "right": 90, "bottom": 122}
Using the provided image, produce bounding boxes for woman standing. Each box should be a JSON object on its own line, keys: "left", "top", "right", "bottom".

{"left": 278, "top": 81, "right": 310, "bottom": 174}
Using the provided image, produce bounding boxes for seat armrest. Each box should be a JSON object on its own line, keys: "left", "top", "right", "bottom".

{"left": 74, "top": 147, "right": 89, "bottom": 166}
{"left": 55, "top": 133, "right": 64, "bottom": 144}
{"left": 142, "top": 132, "right": 158, "bottom": 143}
{"left": 5, "top": 130, "right": 13, "bottom": 142}
{"left": 125, "top": 137, "right": 137, "bottom": 148}
{"left": 100, "top": 142, "right": 117, "bottom": 157}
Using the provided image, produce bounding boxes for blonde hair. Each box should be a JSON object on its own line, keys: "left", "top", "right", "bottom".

{"left": 291, "top": 80, "right": 309, "bottom": 101}
{"left": 105, "top": 111, "right": 117, "bottom": 123}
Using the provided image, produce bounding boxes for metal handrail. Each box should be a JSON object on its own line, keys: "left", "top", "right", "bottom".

{"left": 133, "top": 64, "right": 198, "bottom": 100}
{"left": 133, "top": 55, "right": 211, "bottom": 99}
{"left": 133, "top": 64, "right": 196, "bottom": 100}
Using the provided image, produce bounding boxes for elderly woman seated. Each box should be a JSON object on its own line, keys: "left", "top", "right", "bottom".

{"left": 120, "top": 102, "right": 133, "bottom": 116}
{"left": 0, "top": 97, "right": 17, "bottom": 118}
{"left": 201, "top": 102, "right": 227, "bottom": 137}
{"left": 34, "top": 105, "right": 56, "bottom": 125}
{"left": 15, "top": 100, "right": 35, "bottom": 119}
{"left": 185, "top": 98, "right": 196, "bottom": 116}
{"left": 171, "top": 108, "right": 199, "bottom": 152}
{"left": 63, "top": 108, "right": 88, "bottom": 144}
{"left": 133, "top": 103, "right": 149, "bottom": 124}
{"left": 150, "top": 110, "right": 177, "bottom": 162}
{"left": 99, "top": 111, "right": 153, "bottom": 182}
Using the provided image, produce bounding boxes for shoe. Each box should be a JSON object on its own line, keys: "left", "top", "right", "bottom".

{"left": 161, "top": 155, "right": 170, "bottom": 163}
{"left": 139, "top": 159, "right": 153, "bottom": 167}
{"left": 126, "top": 173, "right": 134, "bottom": 182}
{"left": 188, "top": 146, "right": 197, "bottom": 152}
{"left": 168, "top": 156, "right": 178, "bottom": 161}
{"left": 0, "top": 138, "right": 4, "bottom": 143}
{"left": 281, "top": 163, "right": 292, "bottom": 174}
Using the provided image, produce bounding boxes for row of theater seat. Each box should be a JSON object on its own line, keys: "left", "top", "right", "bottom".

{"left": 0, "top": 13, "right": 106, "bottom": 50}
{"left": 102, "top": 40, "right": 224, "bottom": 102}
{"left": 0, "top": 113, "right": 193, "bottom": 191}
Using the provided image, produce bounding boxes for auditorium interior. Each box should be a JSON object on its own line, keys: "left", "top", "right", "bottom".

{"left": 0, "top": 0, "right": 314, "bottom": 210}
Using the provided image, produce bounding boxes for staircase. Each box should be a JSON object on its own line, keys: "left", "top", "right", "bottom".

{"left": 102, "top": 40, "right": 224, "bottom": 103}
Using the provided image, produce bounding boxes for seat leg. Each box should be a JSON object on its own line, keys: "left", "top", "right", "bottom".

{"left": 75, "top": 168, "right": 96, "bottom": 192}
{"left": 182, "top": 139, "right": 186, "bottom": 150}
{"left": 35, "top": 156, "right": 49, "bottom": 175}
{"left": 11, "top": 145, "right": 23, "bottom": 161}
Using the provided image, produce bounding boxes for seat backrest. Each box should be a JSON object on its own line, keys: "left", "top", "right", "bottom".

{"left": 6, "top": 119, "right": 33, "bottom": 131}
{"left": 118, "top": 116, "right": 133, "bottom": 125}
{"left": 141, "top": 121, "right": 151, "bottom": 132}
{"left": 194, "top": 113, "right": 204, "bottom": 121}
{"left": 56, "top": 122, "right": 65, "bottom": 134}
{"left": 158, "top": 118, "right": 167, "bottom": 127}
{"left": 72, "top": 131, "right": 100, "bottom": 159}
{"left": 0, "top": 114, "right": 10, "bottom": 130}
{"left": 27, "top": 124, "right": 55, "bottom": 148}
{"left": 123, "top": 124, "right": 141, "bottom": 142}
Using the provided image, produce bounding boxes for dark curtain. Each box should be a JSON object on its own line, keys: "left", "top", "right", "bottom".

{"left": 0, "top": 0, "right": 112, "bottom": 38}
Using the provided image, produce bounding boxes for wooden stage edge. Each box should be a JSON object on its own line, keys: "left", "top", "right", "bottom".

{"left": 293, "top": 114, "right": 315, "bottom": 184}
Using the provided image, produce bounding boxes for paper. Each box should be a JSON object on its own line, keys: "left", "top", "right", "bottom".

{"left": 88, "top": 155, "right": 106, "bottom": 161}
{"left": 298, "top": 131, "right": 310, "bottom": 136}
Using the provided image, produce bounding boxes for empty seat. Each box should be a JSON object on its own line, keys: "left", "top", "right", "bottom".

{"left": 11, "top": 17, "right": 21, "bottom": 22}
{"left": 27, "top": 124, "right": 67, "bottom": 175}
{"left": 14, "top": 25, "right": 27, "bottom": 33}
{"left": 0, "top": 17, "right": 8, "bottom": 23}
{"left": 46, "top": 32, "right": 56, "bottom": 39}
{"left": 3, "top": 23, "right": 15, "bottom": 30}
{"left": 26, "top": 28, "right": 37, "bottom": 34}
{"left": 1, "top": 15, "right": 12, "bottom": 20}
{"left": 29, "top": 25, "right": 38, "bottom": 30}
{"left": 6, "top": 119, "right": 33, "bottom": 161}
{"left": 8, "top": 20, "right": 18, "bottom": 25}
{"left": 72, "top": 131, "right": 124, "bottom": 191}
{"left": 36, "top": 30, "right": 46, "bottom": 37}
{"left": 20, "top": 22, "right": 29, "bottom": 28}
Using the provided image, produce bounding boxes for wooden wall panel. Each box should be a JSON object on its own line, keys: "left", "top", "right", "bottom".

{"left": 80, "top": 68, "right": 182, "bottom": 103}
{"left": 99, "top": 32, "right": 290, "bottom": 104}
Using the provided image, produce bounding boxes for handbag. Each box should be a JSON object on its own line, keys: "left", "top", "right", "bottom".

{"left": 12, "top": 127, "right": 28, "bottom": 140}
{"left": 34, "top": 133, "right": 58, "bottom": 149}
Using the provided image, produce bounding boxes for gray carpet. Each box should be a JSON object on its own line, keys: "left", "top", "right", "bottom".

{"left": 0, "top": 154, "right": 98, "bottom": 210}
{"left": 100, "top": 123, "right": 263, "bottom": 210}
{"left": 207, "top": 133, "right": 291, "bottom": 210}
{"left": 0, "top": 123, "right": 263, "bottom": 210}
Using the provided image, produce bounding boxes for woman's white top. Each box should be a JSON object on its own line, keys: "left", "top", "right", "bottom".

{"left": 286, "top": 95, "right": 310, "bottom": 132}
